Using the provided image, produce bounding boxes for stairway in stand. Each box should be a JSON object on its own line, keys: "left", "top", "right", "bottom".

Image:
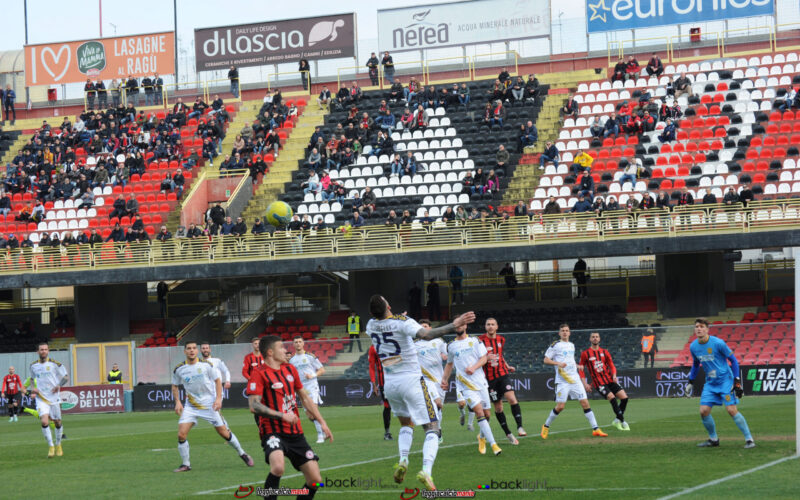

{"left": 502, "top": 69, "right": 605, "bottom": 205}
{"left": 240, "top": 107, "right": 326, "bottom": 223}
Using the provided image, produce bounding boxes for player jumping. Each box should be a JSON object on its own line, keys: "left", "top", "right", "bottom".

{"left": 247, "top": 335, "right": 333, "bottom": 500}
{"left": 367, "top": 294, "right": 475, "bottom": 491}
{"left": 579, "top": 332, "right": 630, "bottom": 431}
{"left": 289, "top": 336, "right": 327, "bottom": 444}
{"left": 479, "top": 318, "right": 525, "bottom": 444}
{"left": 442, "top": 324, "right": 502, "bottom": 456}
{"left": 22, "top": 342, "right": 69, "bottom": 457}
{"left": 541, "top": 324, "right": 608, "bottom": 439}
{"left": 368, "top": 344, "right": 393, "bottom": 440}
{"left": 416, "top": 319, "right": 448, "bottom": 443}
{"left": 687, "top": 318, "right": 755, "bottom": 449}
{"left": 172, "top": 341, "right": 254, "bottom": 472}
{"left": 3, "top": 366, "right": 22, "bottom": 422}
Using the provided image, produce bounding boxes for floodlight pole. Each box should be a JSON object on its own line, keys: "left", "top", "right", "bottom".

{"left": 23, "top": 0, "right": 30, "bottom": 106}
{"left": 99, "top": 0, "right": 103, "bottom": 37}
{"left": 173, "top": 0, "right": 179, "bottom": 84}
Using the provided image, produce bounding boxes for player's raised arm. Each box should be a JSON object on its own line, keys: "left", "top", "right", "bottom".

{"left": 297, "top": 388, "right": 333, "bottom": 442}
{"left": 417, "top": 311, "right": 476, "bottom": 340}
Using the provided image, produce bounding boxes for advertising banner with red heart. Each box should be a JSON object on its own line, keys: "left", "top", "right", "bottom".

{"left": 25, "top": 31, "right": 175, "bottom": 87}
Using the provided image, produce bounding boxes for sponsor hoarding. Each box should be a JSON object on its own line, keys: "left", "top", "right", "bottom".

{"left": 586, "top": 0, "right": 775, "bottom": 34}
{"left": 194, "top": 14, "right": 356, "bottom": 72}
{"left": 25, "top": 32, "right": 175, "bottom": 86}
{"left": 59, "top": 384, "right": 124, "bottom": 414}
{"left": 378, "top": 0, "right": 550, "bottom": 52}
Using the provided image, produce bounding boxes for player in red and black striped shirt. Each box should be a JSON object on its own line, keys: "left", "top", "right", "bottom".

{"left": 478, "top": 318, "right": 526, "bottom": 444}
{"left": 2, "top": 366, "right": 23, "bottom": 422}
{"left": 247, "top": 336, "right": 333, "bottom": 500}
{"left": 578, "top": 332, "right": 630, "bottom": 431}
{"left": 368, "top": 344, "right": 392, "bottom": 440}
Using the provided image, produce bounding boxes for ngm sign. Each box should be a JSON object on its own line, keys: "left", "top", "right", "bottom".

{"left": 586, "top": 0, "right": 774, "bottom": 33}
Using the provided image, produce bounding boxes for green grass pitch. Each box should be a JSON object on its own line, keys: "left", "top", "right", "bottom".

{"left": 1, "top": 396, "right": 797, "bottom": 499}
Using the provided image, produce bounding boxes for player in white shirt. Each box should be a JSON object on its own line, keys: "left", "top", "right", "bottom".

{"left": 441, "top": 325, "right": 502, "bottom": 456}
{"left": 290, "top": 337, "right": 327, "bottom": 444}
{"left": 415, "top": 319, "right": 447, "bottom": 442}
{"left": 541, "top": 324, "right": 608, "bottom": 439}
{"left": 200, "top": 342, "right": 232, "bottom": 389}
{"left": 367, "top": 294, "right": 475, "bottom": 492}
{"left": 21, "top": 342, "right": 68, "bottom": 458}
{"left": 171, "top": 341, "right": 254, "bottom": 472}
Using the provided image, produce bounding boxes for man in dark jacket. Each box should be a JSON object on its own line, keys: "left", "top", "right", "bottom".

{"left": 573, "top": 258, "right": 589, "bottom": 298}
{"left": 209, "top": 203, "right": 225, "bottom": 226}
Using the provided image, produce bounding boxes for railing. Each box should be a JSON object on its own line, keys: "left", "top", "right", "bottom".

{"left": 1, "top": 202, "right": 799, "bottom": 275}
{"left": 425, "top": 56, "right": 472, "bottom": 85}
{"left": 471, "top": 51, "right": 519, "bottom": 81}
{"left": 337, "top": 65, "right": 380, "bottom": 92}
{"left": 608, "top": 25, "right": 797, "bottom": 68}
{"left": 265, "top": 70, "right": 311, "bottom": 96}
{"left": 379, "top": 60, "right": 425, "bottom": 89}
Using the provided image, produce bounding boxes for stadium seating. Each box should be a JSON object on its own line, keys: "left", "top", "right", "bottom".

{"left": 280, "top": 78, "right": 548, "bottom": 225}
{"left": 263, "top": 318, "right": 321, "bottom": 341}
{"left": 531, "top": 51, "right": 800, "bottom": 211}
{"left": 670, "top": 321, "right": 796, "bottom": 367}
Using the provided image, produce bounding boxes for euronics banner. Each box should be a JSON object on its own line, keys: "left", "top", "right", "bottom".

{"left": 194, "top": 14, "right": 356, "bottom": 72}
{"left": 378, "top": 0, "right": 550, "bottom": 52}
{"left": 25, "top": 32, "right": 175, "bottom": 86}
{"left": 586, "top": 0, "right": 775, "bottom": 33}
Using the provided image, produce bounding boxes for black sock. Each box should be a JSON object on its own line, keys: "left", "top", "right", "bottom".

{"left": 510, "top": 403, "right": 522, "bottom": 428}
{"left": 495, "top": 411, "right": 512, "bottom": 435}
{"left": 383, "top": 406, "right": 391, "bottom": 432}
{"left": 610, "top": 399, "right": 622, "bottom": 421}
{"left": 264, "top": 473, "right": 281, "bottom": 500}
{"left": 297, "top": 484, "right": 318, "bottom": 500}
{"left": 619, "top": 398, "right": 628, "bottom": 416}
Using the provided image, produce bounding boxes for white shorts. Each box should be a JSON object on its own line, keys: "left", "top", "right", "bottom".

{"left": 36, "top": 396, "right": 62, "bottom": 420}
{"left": 460, "top": 386, "right": 491, "bottom": 411}
{"left": 555, "top": 382, "right": 588, "bottom": 403}
{"left": 384, "top": 374, "right": 438, "bottom": 426}
{"left": 423, "top": 378, "right": 444, "bottom": 402}
{"left": 179, "top": 404, "right": 226, "bottom": 428}
{"left": 305, "top": 385, "right": 323, "bottom": 405}
{"left": 456, "top": 389, "right": 466, "bottom": 404}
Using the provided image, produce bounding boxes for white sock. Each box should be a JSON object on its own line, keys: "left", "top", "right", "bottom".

{"left": 55, "top": 425, "right": 63, "bottom": 445}
{"left": 422, "top": 431, "right": 439, "bottom": 474}
{"left": 398, "top": 426, "right": 413, "bottom": 463}
{"left": 313, "top": 420, "right": 324, "bottom": 438}
{"left": 584, "top": 409, "right": 599, "bottom": 429}
{"left": 459, "top": 406, "right": 466, "bottom": 417}
{"left": 178, "top": 440, "right": 190, "bottom": 466}
{"left": 42, "top": 425, "right": 54, "bottom": 446}
{"left": 477, "top": 417, "right": 496, "bottom": 445}
{"left": 226, "top": 432, "right": 244, "bottom": 455}
{"left": 545, "top": 409, "right": 560, "bottom": 427}
{"left": 468, "top": 412, "right": 475, "bottom": 426}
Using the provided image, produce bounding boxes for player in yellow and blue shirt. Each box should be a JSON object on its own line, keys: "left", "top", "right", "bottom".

{"left": 688, "top": 318, "right": 754, "bottom": 449}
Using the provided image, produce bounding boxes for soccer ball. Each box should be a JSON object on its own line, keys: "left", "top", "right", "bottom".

{"left": 266, "top": 201, "right": 293, "bottom": 227}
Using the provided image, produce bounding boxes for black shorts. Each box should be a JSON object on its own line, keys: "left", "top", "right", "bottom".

{"left": 488, "top": 375, "right": 514, "bottom": 403}
{"left": 5, "top": 393, "right": 21, "bottom": 405}
{"left": 261, "top": 433, "right": 319, "bottom": 470}
{"left": 595, "top": 382, "right": 623, "bottom": 398}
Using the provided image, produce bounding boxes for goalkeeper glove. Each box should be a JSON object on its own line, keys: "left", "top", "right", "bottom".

{"left": 685, "top": 380, "right": 694, "bottom": 397}
{"left": 733, "top": 378, "right": 743, "bottom": 398}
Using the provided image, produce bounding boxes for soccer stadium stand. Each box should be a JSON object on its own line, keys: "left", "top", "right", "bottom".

{"left": 275, "top": 77, "right": 550, "bottom": 225}
{"left": 524, "top": 52, "right": 800, "bottom": 213}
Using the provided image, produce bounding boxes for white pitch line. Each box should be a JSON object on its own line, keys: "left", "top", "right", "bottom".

{"left": 656, "top": 454, "right": 800, "bottom": 500}
{"left": 261, "top": 486, "right": 678, "bottom": 495}
{"left": 193, "top": 423, "right": 616, "bottom": 496}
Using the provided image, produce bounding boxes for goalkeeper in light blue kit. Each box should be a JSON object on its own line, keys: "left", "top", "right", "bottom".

{"left": 687, "top": 318, "right": 755, "bottom": 449}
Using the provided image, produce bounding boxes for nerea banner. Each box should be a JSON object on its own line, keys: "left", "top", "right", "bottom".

{"left": 587, "top": 0, "right": 775, "bottom": 33}
{"left": 25, "top": 32, "right": 175, "bottom": 87}
{"left": 194, "top": 14, "right": 356, "bottom": 72}
{"left": 378, "top": 0, "right": 550, "bottom": 52}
